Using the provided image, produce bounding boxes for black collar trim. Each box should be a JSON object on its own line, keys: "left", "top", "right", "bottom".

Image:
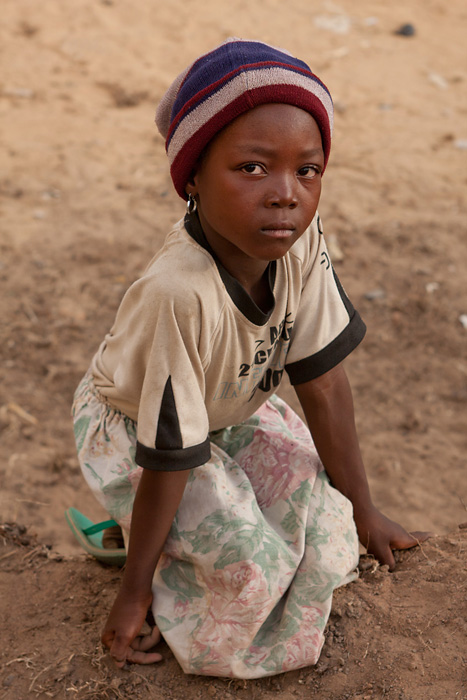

{"left": 184, "top": 212, "right": 277, "bottom": 326}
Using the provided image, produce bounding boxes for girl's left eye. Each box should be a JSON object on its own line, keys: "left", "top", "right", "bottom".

{"left": 298, "top": 165, "right": 320, "bottom": 179}
{"left": 240, "top": 163, "right": 265, "bottom": 175}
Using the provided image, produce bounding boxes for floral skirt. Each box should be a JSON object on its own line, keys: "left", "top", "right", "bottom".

{"left": 72, "top": 371, "right": 359, "bottom": 679}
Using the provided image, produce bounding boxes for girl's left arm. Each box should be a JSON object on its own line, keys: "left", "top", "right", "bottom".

{"left": 294, "top": 363, "right": 432, "bottom": 569}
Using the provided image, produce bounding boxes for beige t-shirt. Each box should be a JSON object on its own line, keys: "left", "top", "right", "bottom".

{"left": 91, "top": 213, "right": 366, "bottom": 470}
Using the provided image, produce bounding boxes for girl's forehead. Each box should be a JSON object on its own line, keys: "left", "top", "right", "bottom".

{"left": 211, "top": 104, "right": 322, "bottom": 151}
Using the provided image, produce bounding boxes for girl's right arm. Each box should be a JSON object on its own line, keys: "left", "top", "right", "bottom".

{"left": 101, "top": 467, "right": 190, "bottom": 667}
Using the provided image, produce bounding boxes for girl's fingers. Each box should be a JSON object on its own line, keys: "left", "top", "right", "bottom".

{"left": 131, "top": 626, "right": 161, "bottom": 652}
{"left": 101, "top": 628, "right": 115, "bottom": 649}
{"left": 109, "top": 634, "right": 133, "bottom": 667}
{"left": 392, "top": 530, "right": 434, "bottom": 551}
{"left": 377, "top": 544, "right": 395, "bottom": 571}
{"left": 407, "top": 530, "right": 434, "bottom": 545}
{"left": 103, "top": 621, "right": 162, "bottom": 668}
{"left": 107, "top": 633, "right": 163, "bottom": 668}
{"left": 126, "top": 648, "right": 163, "bottom": 665}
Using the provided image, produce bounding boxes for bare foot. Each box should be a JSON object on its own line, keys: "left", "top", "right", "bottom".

{"left": 102, "top": 524, "right": 125, "bottom": 550}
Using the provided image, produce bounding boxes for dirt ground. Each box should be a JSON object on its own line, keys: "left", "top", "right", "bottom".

{"left": 1, "top": 0, "right": 466, "bottom": 698}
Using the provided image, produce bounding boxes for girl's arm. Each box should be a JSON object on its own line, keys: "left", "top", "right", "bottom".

{"left": 294, "top": 362, "right": 431, "bottom": 569}
{"left": 101, "top": 467, "right": 190, "bottom": 667}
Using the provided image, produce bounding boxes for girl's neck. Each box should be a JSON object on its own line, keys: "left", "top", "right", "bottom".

{"left": 214, "top": 249, "right": 272, "bottom": 312}
{"left": 247, "top": 268, "right": 274, "bottom": 313}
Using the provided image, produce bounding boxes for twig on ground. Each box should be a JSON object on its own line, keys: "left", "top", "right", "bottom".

{"left": 0, "top": 549, "right": 19, "bottom": 562}
{"left": 7, "top": 402, "right": 38, "bottom": 425}
{"left": 16, "top": 499, "right": 50, "bottom": 507}
{"left": 28, "top": 663, "right": 54, "bottom": 692}
{"left": 5, "top": 653, "right": 37, "bottom": 669}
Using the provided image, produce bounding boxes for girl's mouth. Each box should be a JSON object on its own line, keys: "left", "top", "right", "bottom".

{"left": 260, "top": 227, "right": 296, "bottom": 238}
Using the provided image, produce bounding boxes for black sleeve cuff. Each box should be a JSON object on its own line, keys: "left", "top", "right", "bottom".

{"left": 285, "top": 311, "right": 366, "bottom": 385}
{"left": 135, "top": 436, "right": 211, "bottom": 471}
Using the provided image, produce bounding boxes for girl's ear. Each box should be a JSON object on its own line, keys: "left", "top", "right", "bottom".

{"left": 185, "top": 169, "right": 199, "bottom": 198}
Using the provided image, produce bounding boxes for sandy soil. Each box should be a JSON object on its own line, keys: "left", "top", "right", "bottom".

{"left": 1, "top": 0, "right": 466, "bottom": 698}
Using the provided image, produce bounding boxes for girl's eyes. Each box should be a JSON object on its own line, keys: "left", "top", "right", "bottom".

{"left": 240, "top": 163, "right": 265, "bottom": 175}
{"left": 239, "top": 163, "right": 321, "bottom": 178}
{"left": 297, "top": 165, "right": 321, "bottom": 179}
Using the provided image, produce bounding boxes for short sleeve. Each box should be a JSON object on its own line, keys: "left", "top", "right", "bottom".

{"left": 97, "top": 270, "right": 212, "bottom": 471}
{"left": 285, "top": 218, "right": 366, "bottom": 384}
{"left": 134, "top": 287, "right": 211, "bottom": 470}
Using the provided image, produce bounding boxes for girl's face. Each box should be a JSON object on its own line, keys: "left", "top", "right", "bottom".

{"left": 186, "top": 103, "right": 324, "bottom": 284}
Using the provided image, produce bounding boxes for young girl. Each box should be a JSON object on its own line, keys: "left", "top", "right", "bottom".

{"left": 72, "top": 38, "right": 429, "bottom": 678}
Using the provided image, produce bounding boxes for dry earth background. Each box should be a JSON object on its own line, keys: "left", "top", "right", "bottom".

{"left": 0, "top": 0, "right": 466, "bottom": 698}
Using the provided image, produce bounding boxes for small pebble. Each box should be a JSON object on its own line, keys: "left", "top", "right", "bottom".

{"left": 327, "top": 234, "right": 344, "bottom": 262}
{"left": 313, "top": 14, "right": 352, "bottom": 35}
{"left": 459, "top": 315, "right": 467, "bottom": 329}
{"left": 41, "top": 189, "right": 61, "bottom": 200}
{"left": 364, "top": 288, "right": 386, "bottom": 301}
{"left": 394, "top": 23, "right": 416, "bottom": 37}
{"left": 363, "top": 17, "right": 379, "bottom": 27}
{"left": 3, "top": 87, "right": 35, "bottom": 98}
{"left": 2, "top": 675, "right": 15, "bottom": 688}
{"left": 428, "top": 72, "right": 449, "bottom": 89}
{"left": 359, "top": 558, "right": 377, "bottom": 572}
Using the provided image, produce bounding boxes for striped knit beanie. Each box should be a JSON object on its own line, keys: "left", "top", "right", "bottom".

{"left": 155, "top": 38, "right": 334, "bottom": 200}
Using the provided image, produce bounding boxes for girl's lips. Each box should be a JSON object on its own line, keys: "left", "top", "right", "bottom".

{"left": 260, "top": 226, "right": 296, "bottom": 238}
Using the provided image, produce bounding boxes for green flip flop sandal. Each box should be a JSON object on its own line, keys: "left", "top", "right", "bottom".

{"left": 64, "top": 507, "right": 127, "bottom": 566}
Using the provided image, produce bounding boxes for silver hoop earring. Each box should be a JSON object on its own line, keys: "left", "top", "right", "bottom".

{"left": 186, "top": 194, "right": 197, "bottom": 215}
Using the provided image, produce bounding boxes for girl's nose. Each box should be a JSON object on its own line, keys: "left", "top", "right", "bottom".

{"left": 265, "top": 175, "right": 298, "bottom": 208}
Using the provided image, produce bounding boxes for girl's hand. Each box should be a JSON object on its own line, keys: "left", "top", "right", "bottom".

{"left": 101, "top": 589, "right": 162, "bottom": 668}
{"left": 100, "top": 469, "right": 190, "bottom": 668}
{"left": 354, "top": 505, "right": 433, "bottom": 570}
